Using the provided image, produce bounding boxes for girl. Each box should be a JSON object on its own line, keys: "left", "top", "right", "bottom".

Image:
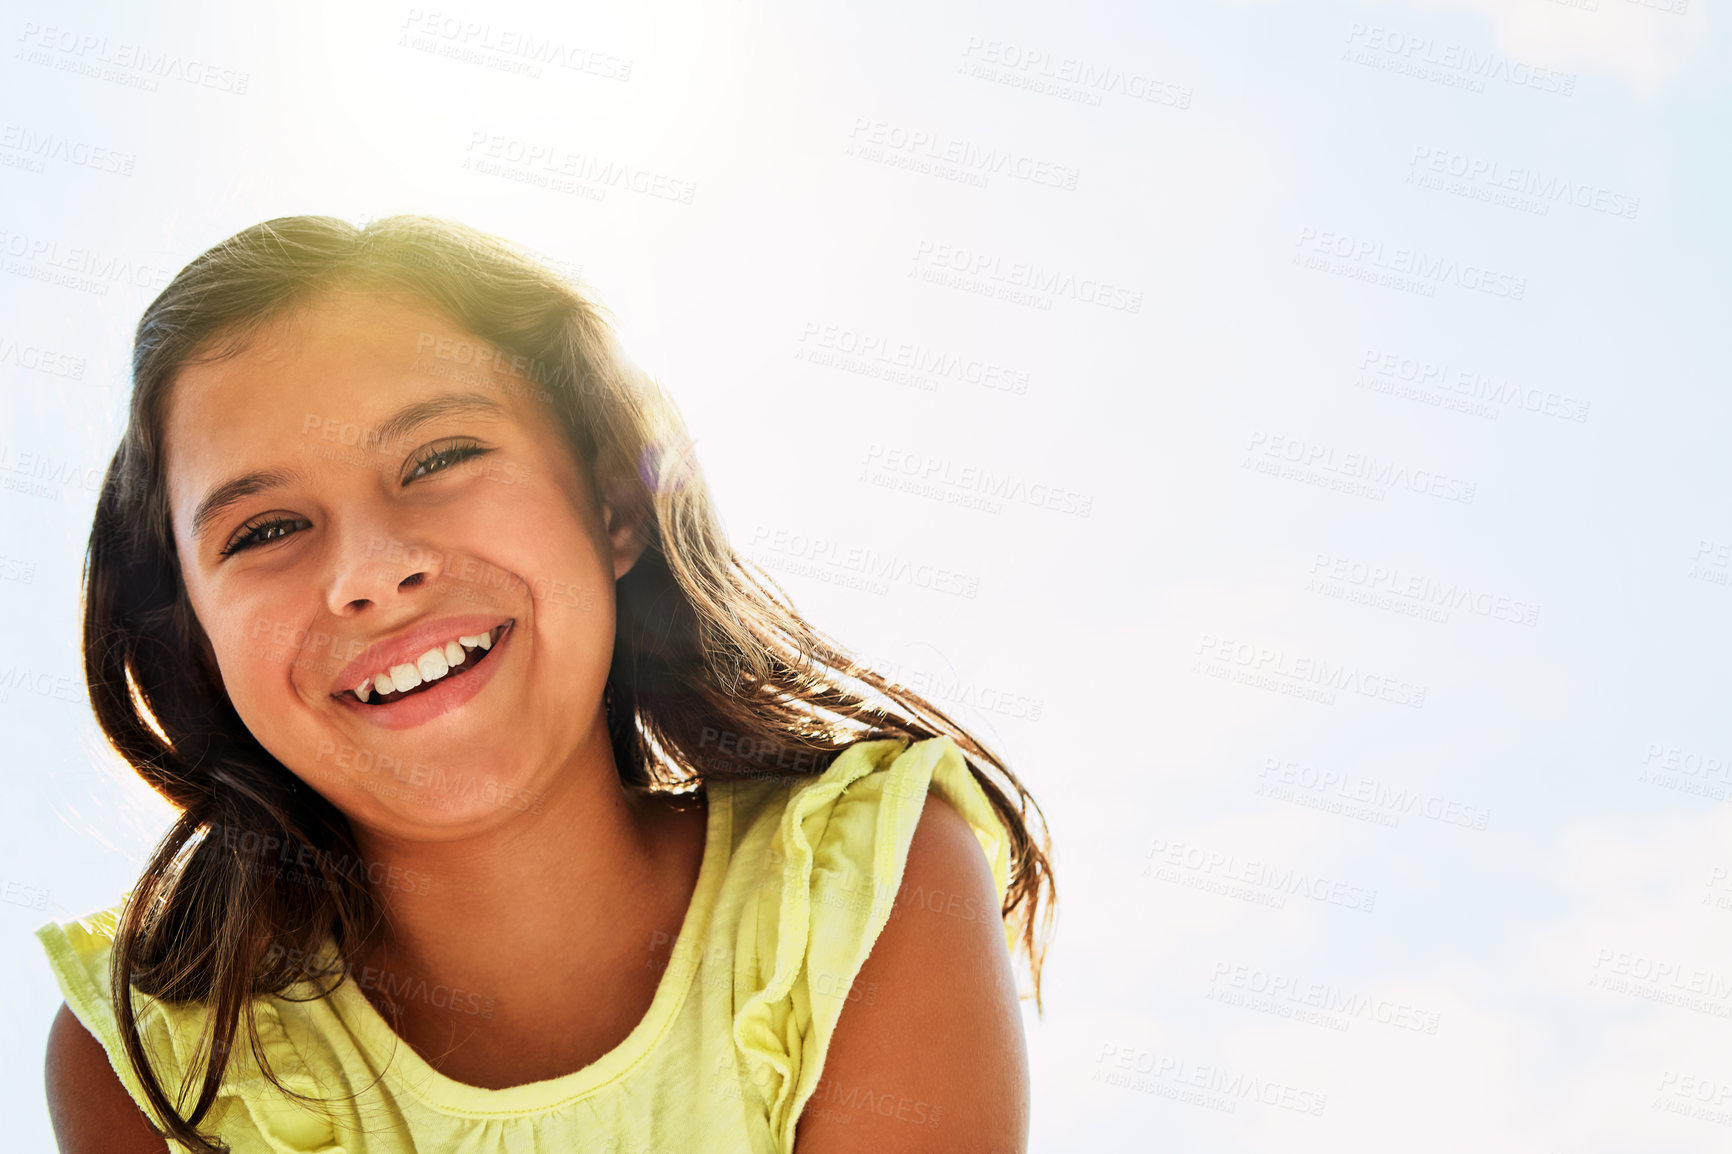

{"left": 37, "top": 216, "right": 1055, "bottom": 1154}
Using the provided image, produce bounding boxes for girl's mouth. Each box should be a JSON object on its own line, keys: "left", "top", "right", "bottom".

{"left": 338, "top": 621, "right": 513, "bottom": 707}
{"left": 330, "top": 620, "right": 516, "bottom": 727}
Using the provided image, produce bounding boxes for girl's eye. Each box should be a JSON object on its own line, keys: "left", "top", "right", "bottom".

{"left": 403, "top": 441, "right": 490, "bottom": 484}
{"left": 219, "top": 443, "right": 492, "bottom": 557}
{"left": 220, "top": 516, "right": 312, "bottom": 557}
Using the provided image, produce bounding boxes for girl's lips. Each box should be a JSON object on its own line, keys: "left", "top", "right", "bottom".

{"left": 329, "top": 614, "right": 510, "bottom": 697}
{"left": 332, "top": 620, "right": 515, "bottom": 731}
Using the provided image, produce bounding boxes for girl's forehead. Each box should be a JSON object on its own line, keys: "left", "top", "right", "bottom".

{"left": 170, "top": 293, "right": 498, "bottom": 426}
{"left": 211, "top": 290, "right": 463, "bottom": 367}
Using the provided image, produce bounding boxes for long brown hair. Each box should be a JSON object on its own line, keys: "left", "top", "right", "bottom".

{"left": 85, "top": 215, "right": 1056, "bottom": 1151}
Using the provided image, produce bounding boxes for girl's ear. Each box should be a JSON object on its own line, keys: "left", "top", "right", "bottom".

{"left": 602, "top": 497, "right": 650, "bottom": 581}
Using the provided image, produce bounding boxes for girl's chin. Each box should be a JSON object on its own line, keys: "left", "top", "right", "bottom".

{"left": 297, "top": 759, "right": 546, "bottom": 835}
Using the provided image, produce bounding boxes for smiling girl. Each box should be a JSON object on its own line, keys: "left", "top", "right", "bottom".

{"left": 36, "top": 216, "right": 1055, "bottom": 1154}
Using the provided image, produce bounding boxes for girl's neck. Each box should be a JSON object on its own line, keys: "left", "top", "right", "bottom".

{"left": 344, "top": 727, "right": 708, "bottom": 1045}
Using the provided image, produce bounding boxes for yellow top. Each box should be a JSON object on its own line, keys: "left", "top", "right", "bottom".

{"left": 35, "top": 735, "right": 1014, "bottom": 1153}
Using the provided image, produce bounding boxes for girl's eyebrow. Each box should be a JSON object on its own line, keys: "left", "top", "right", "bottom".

{"left": 189, "top": 392, "right": 508, "bottom": 545}
{"left": 191, "top": 466, "right": 308, "bottom": 545}
{"left": 372, "top": 392, "right": 505, "bottom": 448}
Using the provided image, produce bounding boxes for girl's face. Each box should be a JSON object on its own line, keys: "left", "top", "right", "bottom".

{"left": 163, "top": 288, "right": 642, "bottom": 838}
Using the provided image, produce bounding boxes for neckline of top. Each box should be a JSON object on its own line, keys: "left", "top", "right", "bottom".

{"left": 325, "top": 780, "right": 732, "bottom": 1117}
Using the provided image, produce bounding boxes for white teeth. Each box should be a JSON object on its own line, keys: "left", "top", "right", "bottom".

{"left": 352, "top": 626, "right": 501, "bottom": 701}
{"left": 417, "top": 647, "right": 450, "bottom": 681}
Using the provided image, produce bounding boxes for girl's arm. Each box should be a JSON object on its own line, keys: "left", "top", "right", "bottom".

{"left": 45, "top": 1003, "right": 170, "bottom": 1153}
{"left": 793, "top": 793, "right": 1030, "bottom": 1154}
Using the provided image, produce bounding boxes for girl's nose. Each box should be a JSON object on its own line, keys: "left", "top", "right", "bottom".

{"left": 324, "top": 525, "right": 441, "bottom": 615}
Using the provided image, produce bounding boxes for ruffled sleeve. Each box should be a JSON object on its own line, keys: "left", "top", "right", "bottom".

{"left": 36, "top": 905, "right": 188, "bottom": 1130}
{"left": 35, "top": 905, "right": 343, "bottom": 1153}
{"left": 728, "top": 734, "right": 1013, "bottom": 1153}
